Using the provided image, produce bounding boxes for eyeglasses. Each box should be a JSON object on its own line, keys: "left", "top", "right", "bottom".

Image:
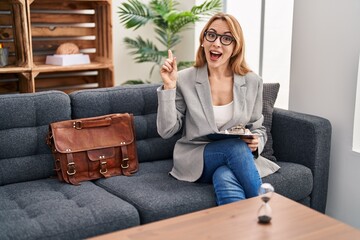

{"left": 204, "top": 31, "right": 235, "bottom": 46}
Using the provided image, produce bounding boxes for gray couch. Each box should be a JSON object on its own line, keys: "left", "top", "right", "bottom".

{"left": 0, "top": 84, "right": 332, "bottom": 240}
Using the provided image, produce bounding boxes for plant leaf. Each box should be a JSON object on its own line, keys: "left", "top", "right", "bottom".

{"left": 124, "top": 37, "right": 167, "bottom": 64}
{"left": 154, "top": 28, "right": 181, "bottom": 49}
{"left": 191, "top": 0, "right": 222, "bottom": 17}
{"left": 118, "top": 0, "right": 152, "bottom": 30}
{"left": 150, "top": 0, "right": 177, "bottom": 15}
{"left": 167, "top": 12, "right": 199, "bottom": 34}
{"left": 150, "top": 0, "right": 177, "bottom": 29}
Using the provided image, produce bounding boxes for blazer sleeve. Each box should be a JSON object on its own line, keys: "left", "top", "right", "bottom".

{"left": 156, "top": 84, "right": 186, "bottom": 139}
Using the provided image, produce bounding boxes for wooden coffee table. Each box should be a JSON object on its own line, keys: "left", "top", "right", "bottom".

{"left": 90, "top": 193, "right": 360, "bottom": 240}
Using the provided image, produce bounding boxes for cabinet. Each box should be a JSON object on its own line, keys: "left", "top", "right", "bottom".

{"left": 0, "top": 0, "right": 113, "bottom": 94}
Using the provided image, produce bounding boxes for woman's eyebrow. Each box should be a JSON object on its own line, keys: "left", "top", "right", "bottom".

{"left": 208, "top": 28, "right": 232, "bottom": 35}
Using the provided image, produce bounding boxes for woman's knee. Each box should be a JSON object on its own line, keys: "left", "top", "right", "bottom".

{"left": 213, "top": 166, "right": 240, "bottom": 189}
{"left": 212, "top": 166, "right": 245, "bottom": 204}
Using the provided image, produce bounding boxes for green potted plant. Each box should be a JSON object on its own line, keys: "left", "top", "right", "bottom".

{"left": 118, "top": 0, "right": 222, "bottom": 84}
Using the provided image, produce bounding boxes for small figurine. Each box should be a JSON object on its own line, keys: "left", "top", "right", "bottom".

{"left": 56, "top": 42, "right": 80, "bottom": 55}
{"left": 0, "top": 43, "right": 9, "bottom": 67}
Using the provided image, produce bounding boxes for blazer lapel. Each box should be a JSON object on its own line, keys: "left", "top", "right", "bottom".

{"left": 195, "top": 66, "right": 218, "bottom": 132}
{"left": 220, "top": 74, "right": 247, "bottom": 131}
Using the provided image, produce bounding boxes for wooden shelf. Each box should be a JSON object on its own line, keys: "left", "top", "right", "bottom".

{"left": 0, "top": 0, "right": 113, "bottom": 94}
{"left": 0, "top": 72, "right": 33, "bottom": 94}
{"left": 33, "top": 62, "right": 113, "bottom": 72}
{"left": 33, "top": 67, "right": 113, "bottom": 92}
{"left": 0, "top": 65, "right": 31, "bottom": 73}
{"left": 0, "top": 0, "right": 31, "bottom": 80}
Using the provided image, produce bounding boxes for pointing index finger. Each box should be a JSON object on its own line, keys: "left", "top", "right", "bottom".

{"left": 168, "top": 49, "right": 173, "bottom": 60}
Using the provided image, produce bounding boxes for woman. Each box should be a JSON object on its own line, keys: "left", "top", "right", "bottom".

{"left": 157, "top": 13, "right": 279, "bottom": 205}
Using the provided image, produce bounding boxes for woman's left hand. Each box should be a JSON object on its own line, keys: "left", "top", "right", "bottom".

{"left": 241, "top": 136, "right": 259, "bottom": 152}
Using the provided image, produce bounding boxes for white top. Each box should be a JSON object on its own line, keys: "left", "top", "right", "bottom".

{"left": 213, "top": 101, "right": 234, "bottom": 129}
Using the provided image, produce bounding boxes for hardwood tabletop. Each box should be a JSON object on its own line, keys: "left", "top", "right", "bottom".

{"left": 89, "top": 193, "right": 360, "bottom": 240}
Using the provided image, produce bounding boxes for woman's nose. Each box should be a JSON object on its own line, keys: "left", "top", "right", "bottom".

{"left": 213, "top": 37, "right": 221, "bottom": 47}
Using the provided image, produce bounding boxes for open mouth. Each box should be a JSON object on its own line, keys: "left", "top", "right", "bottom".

{"left": 210, "top": 51, "right": 222, "bottom": 61}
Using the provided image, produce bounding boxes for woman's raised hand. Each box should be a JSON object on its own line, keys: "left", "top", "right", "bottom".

{"left": 160, "top": 50, "right": 178, "bottom": 90}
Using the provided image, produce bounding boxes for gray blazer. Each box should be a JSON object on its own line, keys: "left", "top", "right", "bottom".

{"left": 157, "top": 65, "right": 280, "bottom": 182}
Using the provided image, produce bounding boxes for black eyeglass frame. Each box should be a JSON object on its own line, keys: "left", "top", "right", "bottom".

{"left": 203, "top": 31, "right": 235, "bottom": 46}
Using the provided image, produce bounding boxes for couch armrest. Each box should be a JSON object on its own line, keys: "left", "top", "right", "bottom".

{"left": 271, "top": 108, "right": 332, "bottom": 213}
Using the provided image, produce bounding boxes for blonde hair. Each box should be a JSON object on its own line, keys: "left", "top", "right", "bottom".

{"left": 194, "top": 13, "right": 251, "bottom": 75}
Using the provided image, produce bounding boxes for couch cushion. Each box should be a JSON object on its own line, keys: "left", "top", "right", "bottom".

{"left": 94, "top": 160, "right": 216, "bottom": 224}
{"left": 0, "top": 91, "right": 71, "bottom": 185}
{"left": 262, "top": 83, "right": 280, "bottom": 162}
{"left": 69, "top": 84, "right": 180, "bottom": 163}
{"left": 95, "top": 160, "right": 312, "bottom": 225}
{"left": 0, "top": 178, "right": 139, "bottom": 240}
{"left": 262, "top": 161, "right": 313, "bottom": 201}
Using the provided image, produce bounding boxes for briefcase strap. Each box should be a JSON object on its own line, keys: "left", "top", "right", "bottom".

{"left": 99, "top": 160, "right": 112, "bottom": 178}
{"left": 120, "top": 145, "right": 130, "bottom": 175}
{"left": 66, "top": 150, "right": 79, "bottom": 185}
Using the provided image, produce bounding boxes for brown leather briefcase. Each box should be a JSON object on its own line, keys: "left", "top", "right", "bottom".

{"left": 47, "top": 113, "right": 138, "bottom": 185}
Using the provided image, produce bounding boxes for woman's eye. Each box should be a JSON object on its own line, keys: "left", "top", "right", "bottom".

{"left": 223, "top": 36, "right": 233, "bottom": 42}
{"left": 208, "top": 33, "right": 216, "bottom": 38}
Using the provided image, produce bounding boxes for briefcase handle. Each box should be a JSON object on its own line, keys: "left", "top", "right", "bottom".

{"left": 73, "top": 117, "right": 112, "bottom": 129}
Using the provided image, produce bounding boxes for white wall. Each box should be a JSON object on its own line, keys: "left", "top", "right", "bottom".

{"left": 112, "top": 0, "right": 196, "bottom": 85}
{"left": 290, "top": 0, "right": 360, "bottom": 229}
{"left": 225, "top": 0, "right": 293, "bottom": 110}
{"left": 261, "top": 0, "right": 293, "bottom": 110}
